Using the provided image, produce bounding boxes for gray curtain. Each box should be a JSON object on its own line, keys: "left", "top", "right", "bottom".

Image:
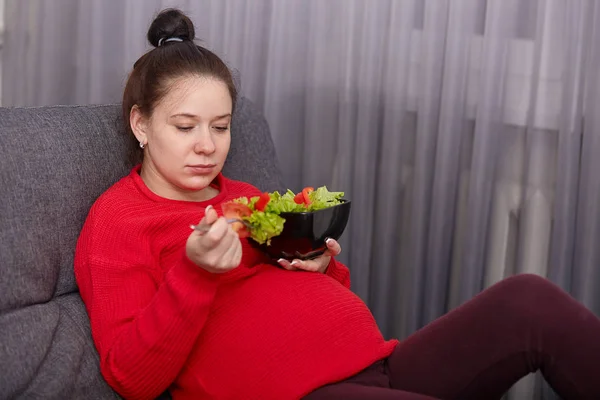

{"left": 4, "top": 0, "right": 600, "bottom": 398}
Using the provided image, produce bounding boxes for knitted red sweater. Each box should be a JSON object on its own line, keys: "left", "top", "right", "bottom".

{"left": 75, "top": 166, "right": 398, "bottom": 400}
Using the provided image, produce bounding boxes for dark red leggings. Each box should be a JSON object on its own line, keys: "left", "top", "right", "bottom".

{"left": 303, "top": 274, "right": 600, "bottom": 400}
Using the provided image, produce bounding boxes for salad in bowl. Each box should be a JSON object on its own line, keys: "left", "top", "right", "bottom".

{"left": 222, "top": 186, "right": 351, "bottom": 260}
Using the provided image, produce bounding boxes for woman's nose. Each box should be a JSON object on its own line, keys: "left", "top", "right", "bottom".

{"left": 193, "top": 129, "right": 216, "bottom": 154}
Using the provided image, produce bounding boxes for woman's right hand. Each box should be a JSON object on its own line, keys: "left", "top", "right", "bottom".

{"left": 186, "top": 205, "right": 243, "bottom": 274}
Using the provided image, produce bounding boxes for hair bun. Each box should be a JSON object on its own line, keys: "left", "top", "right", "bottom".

{"left": 147, "top": 8, "right": 195, "bottom": 48}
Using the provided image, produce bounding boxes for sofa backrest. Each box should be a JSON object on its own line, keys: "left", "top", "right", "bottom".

{"left": 0, "top": 97, "right": 284, "bottom": 399}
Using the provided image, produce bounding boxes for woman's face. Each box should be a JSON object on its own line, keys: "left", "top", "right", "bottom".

{"left": 131, "top": 75, "right": 232, "bottom": 201}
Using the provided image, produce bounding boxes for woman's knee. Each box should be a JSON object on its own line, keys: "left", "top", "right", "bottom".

{"left": 502, "top": 273, "right": 555, "bottom": 292}
{"left": 493, "top": 273, "right": 568, "bottom": 312}
{"left": 503, "top": 273, "right": 553, "bottom": 287}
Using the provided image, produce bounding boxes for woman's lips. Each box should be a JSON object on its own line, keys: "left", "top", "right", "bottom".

{"left": 187, "top": 164, "right": 216, "bottom": 174}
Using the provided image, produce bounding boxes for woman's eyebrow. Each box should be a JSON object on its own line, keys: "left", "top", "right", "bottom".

{"left": 170, "top": 113, "right": 198, "bottom": 119}
{"left": 169, "top": 113, "right": 231, "bottom": 119}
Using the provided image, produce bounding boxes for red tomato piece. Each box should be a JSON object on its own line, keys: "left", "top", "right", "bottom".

{"left": 221, "top": 202, "right": 252, "bottom": 238}
{"left": 301, "top": 187, "right": 314, "bottom": 205}
{"left": 293, "top": 192, "right": 305, "bottom": 204}
{"left": 255, "top": 192, "right": 270, "bottom": 211}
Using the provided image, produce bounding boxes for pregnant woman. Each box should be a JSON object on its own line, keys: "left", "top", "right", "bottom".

{"left": 74, "top": 8, "right": 600, "bottom": 400}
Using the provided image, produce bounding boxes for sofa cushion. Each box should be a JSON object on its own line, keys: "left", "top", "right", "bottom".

{"left": 0, "top": 97, "right": 284, "bottom": 308}
{"left": 0, "top": 97, "right": 284, "bottom": 398}
{"left": 0, "top": 294, "right": 120, "bottom": 399}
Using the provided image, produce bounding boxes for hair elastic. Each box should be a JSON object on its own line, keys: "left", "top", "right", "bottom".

{"left": 158, "top": 37, "right": 184, "bottom": 47}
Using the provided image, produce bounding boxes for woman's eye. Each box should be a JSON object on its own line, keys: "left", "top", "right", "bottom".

{"left": 176, "top": 126, "right": 194, "bottom": 132}
{"left": 213, "top": 126, "right": 229, "bottom": 132}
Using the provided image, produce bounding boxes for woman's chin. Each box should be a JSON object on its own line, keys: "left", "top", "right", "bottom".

{"left": 179, "top": 175, "right": 217, "bottom": 192}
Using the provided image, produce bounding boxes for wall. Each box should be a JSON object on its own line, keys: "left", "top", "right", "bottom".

{"left": 0, "top": 0, "right": 4, "bottom": 105}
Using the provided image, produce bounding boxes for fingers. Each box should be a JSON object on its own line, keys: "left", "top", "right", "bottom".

{"left": 193, "top": 224, "right": 241, "bottom": 272}
{"left": 277, "top": 258, "right": 298, "bottom": 271}
{"left": 194, "top": 205, "right": 219, "bottom": 229}
{"left": 277, "top": 258, "right": 322, "bottom": 272}
{"left": 186, "top": 206, "right": 242, "bottom": 273}
{"left": 219, "top": 234, "right": 242, "bottom": 268}
{"left": 202, "top": 217, "right": 229, "bottom": 245}
{"left": 292, "top": 259, "right": 322, "bottom": 272}
{"left": 323, "top": 238, "right": 342, "bottom": 257}
{"left": 204, "top": 205, "right": 219, "bottom": 224}
{"left": 277, "top": 239, "right": 341, "bottom": 273}
{"left": 190, "top": 205, "right": 220, "bottom": 238}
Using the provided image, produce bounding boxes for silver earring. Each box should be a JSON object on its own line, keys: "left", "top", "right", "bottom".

{"left": 139, "top": 141, "right": 145, "bottom": 149}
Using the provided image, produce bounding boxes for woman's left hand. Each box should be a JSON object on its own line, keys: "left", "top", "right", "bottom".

{"left": 277, "top": 238, "right": 342, "bottom": 273}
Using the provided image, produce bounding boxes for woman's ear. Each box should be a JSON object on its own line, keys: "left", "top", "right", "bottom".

{"left": 130, "top": 105, "right": 148, "bottom": 146}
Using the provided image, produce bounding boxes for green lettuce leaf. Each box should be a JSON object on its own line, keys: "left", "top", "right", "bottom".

{"left": 232, "top": 186, "right": 345, "bottom": 245}
{"left": 307, "top": 186, "right": 345, "bottom": 211}
{"left": 265, "top": 190, "right": 305, "bottom": 213}
{"left": 245, "top": 211, "right": 285, "bottom": 245}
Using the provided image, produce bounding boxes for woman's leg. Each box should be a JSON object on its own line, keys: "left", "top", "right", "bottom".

{"left": 303, "top": 383, "right": 439, "bottom": 399}
{"left": 386, "top": 274, "right": 600, "bottom": 400}
{"left": 303, "top": 361, "right": 440, "bottom": 399}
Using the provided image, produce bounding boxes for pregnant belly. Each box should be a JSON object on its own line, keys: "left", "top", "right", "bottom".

{"left": 182, "top": 266, "right": 391, "bottom": 399}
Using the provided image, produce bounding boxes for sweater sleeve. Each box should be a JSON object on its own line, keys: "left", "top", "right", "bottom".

{"left": 77, "top": 243, "right": 219, "bottom": 400}
{"left": 325, "top": 257, "right": 351, "bottom": 289}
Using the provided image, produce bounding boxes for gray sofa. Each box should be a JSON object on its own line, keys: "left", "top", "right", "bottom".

{"left": 0, "top": 98, "right": 285, "bottom": 399}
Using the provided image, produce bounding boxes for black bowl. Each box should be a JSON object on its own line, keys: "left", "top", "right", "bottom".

{"left": 253, "top": 200, "right": 352, "bottom": 261}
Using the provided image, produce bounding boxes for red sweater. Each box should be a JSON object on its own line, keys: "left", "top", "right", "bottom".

{"left": 75, "top": 166, "right": 398, "bottom": 400}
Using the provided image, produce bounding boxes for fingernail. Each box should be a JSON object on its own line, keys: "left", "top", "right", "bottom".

{"left": 291, "top": 260, "right": 300, "bottom": 266}
{"left": 325, "top": 237, "right": 333, "bottom": 244}
{"left": 277, "top": 258, "right": 286, "bottom": 264}
{"left": 205, "top": 205, "right": 213, "bottom": 212}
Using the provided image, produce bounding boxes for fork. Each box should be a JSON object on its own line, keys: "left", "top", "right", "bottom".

{"left": 190, "top": 218, "right": 251, "bottom": 234}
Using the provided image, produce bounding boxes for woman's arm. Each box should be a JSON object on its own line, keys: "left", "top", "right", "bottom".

{"left": 77, "top": 250, "right": 218, "bottom": 400}
{"left": 77, "top": 251, "right": 218, "bottom": 400}
{"left": 75, "top": 202, "right": 222, "bottom": 400}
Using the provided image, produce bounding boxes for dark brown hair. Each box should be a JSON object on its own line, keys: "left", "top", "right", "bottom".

{"left": 122, "top": 8, "right": 237, "bottom": 163}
